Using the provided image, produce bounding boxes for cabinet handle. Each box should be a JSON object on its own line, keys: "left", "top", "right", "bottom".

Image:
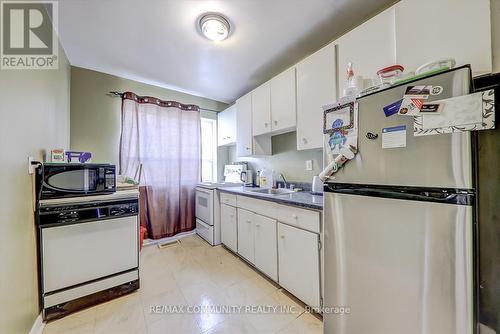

{"left": 246, "top": 220, "right": 252, "bottom": 224}
{"left": 302, "top": 137, "right": 307, "bottom": 144}
{"left": 246, "top": 147, "right": 251, "bottom": 150}
{"left": 292, "top": 214, "right": 298, "bottom": 219}
{"left": 274, "top": 120, "right": 278, "bottom": 126}
{"left": 256, "top": 224, "right": 260, "bottom": 227}
{"left": 280, "top": 235, "right": 285, "bottom": 239}
{"left": 264, "top": 122, "right": 268, "bottom": 127}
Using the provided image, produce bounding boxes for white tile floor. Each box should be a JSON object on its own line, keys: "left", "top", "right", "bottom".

{"left": 43, "top": 235, "right": 323, "bottom": 334}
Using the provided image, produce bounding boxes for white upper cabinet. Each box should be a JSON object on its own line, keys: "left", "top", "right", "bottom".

{"left": 235, "top": 93, "right": 253, "bottom": 157}
{"left": 296, "top": 43, "right": 337, "bottom": 150}
{"left": 394, "top": 0, "right": 492, "bottom": 75}
{"left": 395, "top": 0, "right": 492, "bottom": 75}
{"left": 251, "top": 81, "right": 272, "bottom": 136}
{"left": 270, "top": 67, "right": 297, "bottom": 133}
{"left": 217, "top": 105, "right": 236, "bottom": 147}
{"left": 336, "top": 7, "right": 396, "bottom": 88}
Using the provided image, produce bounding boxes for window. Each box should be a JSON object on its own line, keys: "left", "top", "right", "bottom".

{"left": 200, "top": 118, "right": 217, "bottom": 182}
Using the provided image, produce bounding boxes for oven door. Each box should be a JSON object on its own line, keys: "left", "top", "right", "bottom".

{"left": 41, "top": 164, "right": 115, "bottom": 199}
{"left": 195, "top": 187, "right": 213, "bottom": 225}
{"left": 41, "top": 215, "right": 138, "bottom": 293}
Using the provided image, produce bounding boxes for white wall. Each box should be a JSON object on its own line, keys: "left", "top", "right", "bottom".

{"left": 0, "top": 46, "right": 70, "bottom": 334}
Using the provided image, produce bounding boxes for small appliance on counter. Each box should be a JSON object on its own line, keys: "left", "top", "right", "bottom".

{"left": 223, "top": 163, "right": 253, "bottom": 186}
{"left": 35, "top": 163, "right": 139, "bottom": 321}
{"left": 36, "top": 163, "right": 116, "bottom": 200}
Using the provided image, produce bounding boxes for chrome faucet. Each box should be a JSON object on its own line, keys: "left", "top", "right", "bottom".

{"left": 279, "top": 173, "right": 287, "bottom": 188}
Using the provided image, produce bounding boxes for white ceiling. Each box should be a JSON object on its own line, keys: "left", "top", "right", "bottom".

{"left": 59, "top": 0, "right": 397, "bottom": 103}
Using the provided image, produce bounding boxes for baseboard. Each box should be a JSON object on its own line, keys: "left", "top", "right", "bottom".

{"left": 143, "top": 230, "right": 196, "bottom": 247}
{"left": 29, "top": 313, "right": 45, "bottom": 334}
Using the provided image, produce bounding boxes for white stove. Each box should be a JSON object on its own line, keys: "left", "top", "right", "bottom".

{"left": 195, "top": 164, "right": 251, "bottom": 245}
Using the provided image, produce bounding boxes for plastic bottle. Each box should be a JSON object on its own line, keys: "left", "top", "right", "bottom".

{"left": 270, "top": 170, "right": 276, "bottom": 189}
{"left": 342, "top": 62, "right": 359, "bottom": 98}
{"left": 260, "top": 168, "right": 273, "bottom": 188}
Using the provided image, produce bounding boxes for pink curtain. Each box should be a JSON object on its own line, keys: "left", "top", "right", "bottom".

{"left": 120, "top": 92, "right": 200, "bottom": 239}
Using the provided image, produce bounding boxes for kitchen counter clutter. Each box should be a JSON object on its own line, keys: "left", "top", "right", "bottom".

{"left": 218, "top": 186, "right": 323, "bottom": 210}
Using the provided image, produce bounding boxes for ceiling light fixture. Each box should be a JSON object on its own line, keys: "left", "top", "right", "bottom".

{"left": 199, "top": 13, "right": 230, "bottom": 42}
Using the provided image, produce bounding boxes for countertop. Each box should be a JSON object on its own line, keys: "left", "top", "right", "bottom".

{"left": 218, "top": 186, "right": 323, "bottom": 210}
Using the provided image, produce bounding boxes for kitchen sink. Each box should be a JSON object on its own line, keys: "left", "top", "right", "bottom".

{"left": 245, "top": 188, "right": 295, "bottom": 195}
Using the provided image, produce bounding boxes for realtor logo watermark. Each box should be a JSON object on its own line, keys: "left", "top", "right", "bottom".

{"left": 1, "top": 0, "right": 58, "bottom": 69}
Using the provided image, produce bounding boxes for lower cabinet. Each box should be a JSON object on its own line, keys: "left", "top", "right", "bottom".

{"left": 278, "top": 222, "right": 321, "bottom": 307}
{"left": 220, "top": 203, "right": 237, "bottom": 253}
{"left": 223, "top": 194, "right": 322, "bottom": 308}
{"left": 254, "top": 214, "right": 278, "bottom": 281}
{"left": 237, "top": 208, "right": 255, "bottom": 264}
{"left": 237, "top": 208, "right": 278, "bottom": 281}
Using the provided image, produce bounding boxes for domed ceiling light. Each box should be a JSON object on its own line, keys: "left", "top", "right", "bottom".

{"left": 199, "top": 13, "right": 231, "bottom": 42}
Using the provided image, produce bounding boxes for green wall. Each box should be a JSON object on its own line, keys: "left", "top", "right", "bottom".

{"left": 70, "top": 67, "right": 228, "bottom": 168}
{"left": 0, "top": 45, "right": 70, "bottom": 334}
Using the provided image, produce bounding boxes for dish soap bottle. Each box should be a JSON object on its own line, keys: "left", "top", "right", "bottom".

{"left": 260, "top": 168, "right": 269, "bottom": 189}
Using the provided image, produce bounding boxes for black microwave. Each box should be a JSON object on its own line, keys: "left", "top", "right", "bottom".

{"left": 36, "top": 163, "right": 116, "bottom": 200}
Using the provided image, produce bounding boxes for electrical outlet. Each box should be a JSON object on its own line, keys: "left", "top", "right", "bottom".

{"left": 28, "top": 156, "right": 35, "bottom": 175}
{"left": 305, "top": 160, "right": 313, "bottom": 171}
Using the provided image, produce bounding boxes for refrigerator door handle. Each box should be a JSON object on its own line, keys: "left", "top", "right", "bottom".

{"left": 324, "top": 183, "right": 474, "bottom": 206}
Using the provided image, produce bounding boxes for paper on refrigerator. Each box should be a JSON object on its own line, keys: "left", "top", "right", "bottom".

{"left": 322, "top": 99, "right": 359, "bottom": 156}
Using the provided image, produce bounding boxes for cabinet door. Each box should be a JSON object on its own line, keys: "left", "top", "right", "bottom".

{"left": 254, "top": 214, "right": 278, "bottom": 281}
{"left": 270, "top": 67, "right": 296, "bottom": 133}
{"left": 336, "top": 7, "right": 396, "bottom": 84}
{"left": 217, "top": 105, "right": 236, "bottom": 146}
{"left": 236, "top": 93, "right": 253, "bottom": 157}
{"left": 217, "top": 110, "right": 228, "bottom": 146}
{"left": 252, "top": 82, "right": 272, "bottom": 136}
{"left": 237, "top": 208, "right": 255, "bottom": 264}
{"left": 394, "top": 0, "right": 491, "bottom": 75}
{"left": 296, "top": 43, "right": 336, "bottom": 150}
{"left": 220, "top": 204, "right": 237, "bottom": 252}
{"left": 278, "top": 223, "right": 320, "bottom": 307}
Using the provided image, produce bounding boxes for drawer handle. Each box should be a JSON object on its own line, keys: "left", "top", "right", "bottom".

{"left": 280, "top": 235, "right": 285, "bottom": 239}
{"left": 256, "top": 224, "right": 260, "bottom": 227}
{"left": 292, "top": 214, "right": 298, "bottom": 219}
{"left": 246, "top": 220, "right": 252, "bottom": 224}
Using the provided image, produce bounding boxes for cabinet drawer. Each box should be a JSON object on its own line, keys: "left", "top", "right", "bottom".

{"left": 220, "top": 192, "right": 237, "bottom": 206}
{"left": 275, "top": 205, "right": 320, "bottom": 234}
{"left": 236, "top": 196, "right": 276, "bottom": 219}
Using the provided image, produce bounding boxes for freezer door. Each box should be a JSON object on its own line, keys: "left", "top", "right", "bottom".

{"left": 328, "top": 66, "right": 473, "bottom": 189}
{"left": 323, "top": 192, "right": 473, "bottom": 334}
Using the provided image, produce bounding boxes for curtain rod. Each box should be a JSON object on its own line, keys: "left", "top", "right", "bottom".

{"left": 107, "top": 91, "right": 219, "bottom": 113}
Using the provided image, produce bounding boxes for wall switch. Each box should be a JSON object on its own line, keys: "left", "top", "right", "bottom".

{"left": 306, "top": 160, "right": 313, "bottom": 171}
{"left": 28, "top": 156, "right": 35, "bottom": 175}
